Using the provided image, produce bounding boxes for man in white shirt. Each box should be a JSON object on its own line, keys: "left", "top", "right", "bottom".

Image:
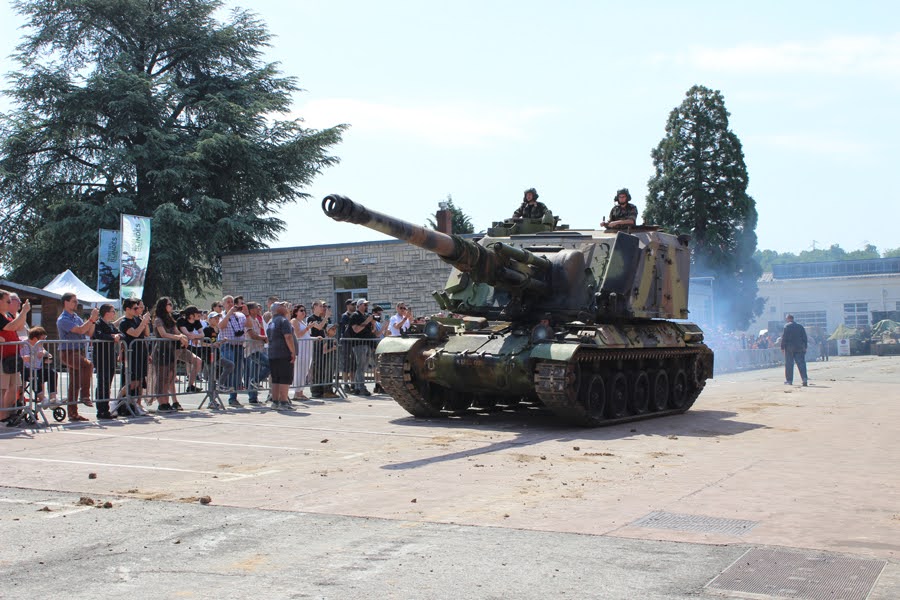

{"left": 388, "top": 303, "right": 413, "bottom": 336}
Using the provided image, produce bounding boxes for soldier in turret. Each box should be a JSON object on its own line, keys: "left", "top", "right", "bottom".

{"left": 602, "top": 188, "right": 639, "bottom": 229}
{"left": 513, "top": 187, "right": 550, "bottom": 219}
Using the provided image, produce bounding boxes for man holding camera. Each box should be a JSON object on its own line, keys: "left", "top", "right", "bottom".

{"left": 348, "top": 299, "right": 376, "bottom": 396}
{"left": 307, "top": 300, "right": 337, "bottom": 399}
{"left": 243, "top": 302, "right": 271, "bottom": 405}
{"left": 219, "top": 295, "right": 247, "bottom": 407}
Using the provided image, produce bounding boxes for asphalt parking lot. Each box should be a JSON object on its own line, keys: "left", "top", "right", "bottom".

{"left": 1, "top": 355, "right": 898, "bottom": 599}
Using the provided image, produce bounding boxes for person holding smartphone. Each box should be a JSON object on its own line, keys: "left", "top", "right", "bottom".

{"left": 219, "top": 295, "right": 248, "bottom": 407}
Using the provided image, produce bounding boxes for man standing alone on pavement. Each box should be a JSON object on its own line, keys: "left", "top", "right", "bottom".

{"left": 781, "top": 314, "right": 809, "bottom": 386}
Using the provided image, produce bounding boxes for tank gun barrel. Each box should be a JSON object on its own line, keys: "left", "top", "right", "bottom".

{"left": 322, "top": 194, "right": 551, "bottom": 296}
{"left": 323, "top": 194, "right": 459, "bottom": 258}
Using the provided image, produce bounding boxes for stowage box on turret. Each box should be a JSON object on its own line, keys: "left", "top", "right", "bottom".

{"left": 322, "top": 194, "right": 713, "bottom": 426}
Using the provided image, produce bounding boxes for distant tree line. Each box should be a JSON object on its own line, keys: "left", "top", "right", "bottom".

{"left": 755, "top": 244, "right": 900, "bottom": 272}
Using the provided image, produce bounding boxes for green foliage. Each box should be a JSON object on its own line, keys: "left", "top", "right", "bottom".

{"left": 0, "top": 0, "right": 345, "bottom": 302}
{"left": 884, "top": 247, "right": 900, "bottom": 258}
{"left": 426, "top": 195, "right": 474, "bottom": 234}
{"left": 645, "top": 85, "right": 762, "bottom": 330}
{"left": 754, "top": 244, "right": 887, "bottom": 271}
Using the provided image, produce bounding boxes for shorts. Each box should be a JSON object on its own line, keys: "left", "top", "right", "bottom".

{"left": 176, "top": 348, "right": 196, "bottom": 364}
{"left": 269, "top": 357, "right": 293, "bottom": 385}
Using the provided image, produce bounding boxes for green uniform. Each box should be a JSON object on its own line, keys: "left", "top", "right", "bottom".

{"left": 608, "top": 202, "right": 638, "bottom": 224}
{"left": 514, "top": 200, "right": 550, "bottom": 219}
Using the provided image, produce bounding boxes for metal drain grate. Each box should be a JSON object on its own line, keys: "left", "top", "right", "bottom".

{"left": 707, "top": 547, "right": 886, "bottom": 600}
{"left": 631, "top": 511, "right": 758, "bottom": 536}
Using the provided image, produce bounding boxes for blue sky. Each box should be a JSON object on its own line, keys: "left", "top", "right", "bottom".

{"left": 2, "top": 1, "right": 897, "bottom": 255}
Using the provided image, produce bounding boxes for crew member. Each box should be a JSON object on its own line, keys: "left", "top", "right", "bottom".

{"left": 602, "top": 188, "right": 639, "bottom": 229}
{"left": 513, "top": 188, "right": 550, "bottom": 219}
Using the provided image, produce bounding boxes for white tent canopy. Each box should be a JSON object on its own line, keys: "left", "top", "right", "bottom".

{"left": 43, "top": 269, "right": 116, "bottom": 307}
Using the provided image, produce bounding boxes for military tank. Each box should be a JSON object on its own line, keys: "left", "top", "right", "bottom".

{"left": 322, "top": 194, "right": 714, "bottom": 426}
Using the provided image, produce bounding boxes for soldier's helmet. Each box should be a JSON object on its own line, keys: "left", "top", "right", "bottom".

{"left": 523, "top": 187, "right": 539, "bottom": 202}
{"left": 615, "top": 188, "right": 631, "bottom": 202}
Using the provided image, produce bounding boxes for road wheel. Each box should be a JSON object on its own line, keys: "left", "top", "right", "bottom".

{"left": 651, "top": 370, "right": 669, "bottom": 411}
{"left": 606, "top": 371, "right": 628, "bottom": 419}
{"left": 669, "top": 369, "right": 688, "bottom": 409}
{"left": 630, "top": 371, "right": 650, "bottom": 415}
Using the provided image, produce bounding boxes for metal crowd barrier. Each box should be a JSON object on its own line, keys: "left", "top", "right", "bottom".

{"left": 334, "top": 337, "right": 380, "bottom": 395}
{"left": 1, "top": 335, "right": 388, "bottom": 425}
{"left": 712, "top": 346, "right": 821, "bottom": 375}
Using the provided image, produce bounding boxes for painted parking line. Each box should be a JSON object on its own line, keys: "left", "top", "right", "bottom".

{"left": 0, "top": 454, "right": 280, "bottom": 482}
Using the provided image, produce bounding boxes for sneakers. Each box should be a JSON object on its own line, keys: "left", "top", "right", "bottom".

{"left": 185, "top": 385, "right": 201, "bottom": 393}
{"left": 97, "top": 412, "right": 117, "bottom": 420}
{"left": 248, "top": 398, "right": 261, "bottom": 405}
{"left": 323, "top": 391, "right": 340, "bottom": 399}
{"left": 802, "top": 381, "right": 809, "bottom": 387}
{"left": 157, "top": 403, "right": 175, "bottom": 413}
{"left": 373, "top": 383, "right": 385, "bottom": 394}
{"left": 171, "top": 401, "right": 184, "bottom": 411}
{"left": 271, "top": 400, "right": 291, "bottom": 411}
{"left": 784, "top": 381, "right": 792, "bottom": 385}
{"left": 228, "top": 398, "right": 243, "bottom": 408}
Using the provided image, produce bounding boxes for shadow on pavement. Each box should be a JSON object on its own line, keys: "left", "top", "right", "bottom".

{"left": 382, "top": 408, "right": 766, "bottom": 470}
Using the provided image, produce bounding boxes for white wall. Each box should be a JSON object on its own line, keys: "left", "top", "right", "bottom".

{"left": 748, "top": 274, "right": 900, "bottom": 335}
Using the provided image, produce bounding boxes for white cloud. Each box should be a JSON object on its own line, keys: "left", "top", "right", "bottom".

{"left": 288, "top": 98, "right": 557, "bottom": 146}
{"left": 658, "top": 34, "right": 900, "bottom": 76}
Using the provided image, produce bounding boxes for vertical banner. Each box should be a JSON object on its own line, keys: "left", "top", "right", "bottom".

{"left": 96, "top": 229, "right": 120, "bottom": 299}
{"left": 119, "top": 214, "right": 152, "bottom": 300}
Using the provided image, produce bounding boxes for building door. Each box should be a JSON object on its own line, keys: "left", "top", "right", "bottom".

{"left": 334, "top": 275, "right": 368, "bottom": 314}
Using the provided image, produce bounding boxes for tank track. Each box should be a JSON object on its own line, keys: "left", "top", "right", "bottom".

{"left": 534, "top": 347, "right": 708, "bottom": 426}
{"left": 379, "top": 346, "right": 710, "bottom": 426}
{"left": 378, "top": 352, "right": 439, "bottom": 417}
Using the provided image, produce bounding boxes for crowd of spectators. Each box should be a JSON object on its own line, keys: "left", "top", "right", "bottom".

{"left": 0, "top": 288, "right": 420, "bottom": 425}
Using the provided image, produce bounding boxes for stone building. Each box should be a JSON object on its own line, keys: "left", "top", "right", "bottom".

{"left": 221, "top": 238, "right": 454, "bottom": 314}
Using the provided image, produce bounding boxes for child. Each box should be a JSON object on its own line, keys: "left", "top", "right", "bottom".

{"left": 21, "top": 327, "right": 58, "bottom": 405}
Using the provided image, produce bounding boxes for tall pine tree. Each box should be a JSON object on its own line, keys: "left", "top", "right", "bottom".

{"left": 645, "top": 85, "right": 763, "bottom": 330}
{"left": 0, "top": 0, "right": 345, "bottom": 303}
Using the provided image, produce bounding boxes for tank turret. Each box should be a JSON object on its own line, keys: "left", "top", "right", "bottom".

{"left": 322, "top": 194, "right": 713, "bottom": 427}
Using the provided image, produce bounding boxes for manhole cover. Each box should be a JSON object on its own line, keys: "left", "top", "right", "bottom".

{"left": 631, "top": 511, "right": 758, "bottom": 536}
{"left": 707, "top": 547, "right": 886, "bottom": 600}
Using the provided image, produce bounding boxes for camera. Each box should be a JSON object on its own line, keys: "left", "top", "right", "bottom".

{"left": 373, "top": 315, "right": 381, "bottom": 321}
{"left": 233, "top": 329, "right": 244, "bottom": 337}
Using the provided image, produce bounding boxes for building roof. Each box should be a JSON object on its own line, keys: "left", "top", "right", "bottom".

{"left": 221, "top": 233, "right": 482, "bottom": 256}
{"left": 0, "top": 279, "right": 63, "bottom": 300}
{"left": 772, "top": 257, "right": 900, "bottom": 279}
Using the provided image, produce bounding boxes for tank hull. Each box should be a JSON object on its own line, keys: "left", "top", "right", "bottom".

{"left": 376, "top": 321, "right": 713, "bottom": 426}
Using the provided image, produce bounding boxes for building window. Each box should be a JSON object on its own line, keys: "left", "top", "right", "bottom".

{"left": 334, "top": 275, "right": 368, "bottom": 310}
{"left": 843, "top": 302, "right": 869, "bottom": 328}
{"left": 789, "top": 311, "right": 827, "bottom": 332}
